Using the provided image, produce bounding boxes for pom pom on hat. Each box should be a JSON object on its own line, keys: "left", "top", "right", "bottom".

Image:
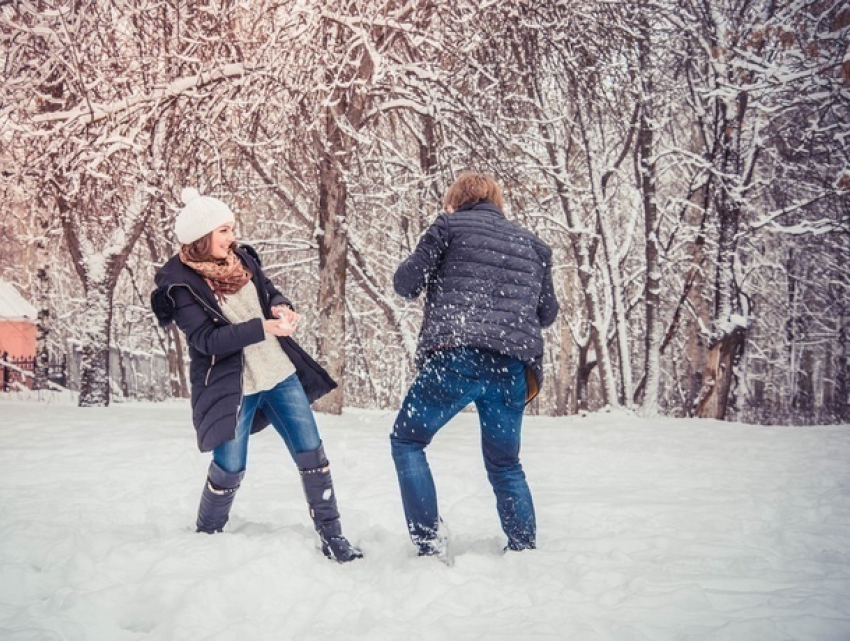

{"left": 174, "top": 188, "right": 235, "bottom": 245}
{"left": 181, "top": 187, "right": 201, "bottom": 205}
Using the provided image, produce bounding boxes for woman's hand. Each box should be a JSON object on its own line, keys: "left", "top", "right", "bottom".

{"left": 263, "top": 313, "right": 300, "bottom": 337}
{"left": 271, "top": 304, "right": 289, "bottom": 319}
{"left": 266, "top": 305, "right": 301, "bottom": 336}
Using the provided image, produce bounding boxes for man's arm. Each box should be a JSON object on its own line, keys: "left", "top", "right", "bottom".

{"left": 393, "top": 215, "right": 450, "bottom": 300}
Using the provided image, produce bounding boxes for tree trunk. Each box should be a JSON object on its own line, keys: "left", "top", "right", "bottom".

{"left": 637, "top": 29, "right": 661, "bottom": 416}
{"left": 59, "top": 189, "right": 151, "bottom": 408}
{"left": 574, "top": 341, "right": 596, "bottom": 413}
{"left": 168, "top": 325, "right": 189, "bottom": 398}
{"left": 638, "top": 140, "right": 661, "bottom": 412}
{"left": 550, "top": 169, "right": 618, "bottom": 408}
{"left": 595, "top": 204, "right": 633, "bottom": 407}
{"left": 33, "top": 265, "right": 51, "bottom": 390}
{"left": 585, "top": 282, "right": 618, "bottom": 407}
{"left": 694, "top": 325, "right": 746, "bottom": 419}
{"left": 418, "top": 113, "right": 440, "bottom": 204}
{"left": 78, "top": 281, "right": 114, "bottom": 407}
{"left": 836, "top": 309, "right": 849, "bottom": 422}
{"left": 793, "top": 349, "right": 815, "bottom": 412}
{"left": 312, "top": 146, "right": 348, "bottom": 415}
{"left": 696, "top": 199, "right": 746, "bottom": 421}
{"left": 553, "top": 321, "right": 573, "bottom": 415}
{"left": 308, "top": 13, "right": 375, "bottom": 415}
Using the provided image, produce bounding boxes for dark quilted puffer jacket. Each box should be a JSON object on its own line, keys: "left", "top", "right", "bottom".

{"left": 393, "top": 200, "right": 559, "bottom": 398}
{"left": 150, "top": 245, "right": 336, "bottom": 452}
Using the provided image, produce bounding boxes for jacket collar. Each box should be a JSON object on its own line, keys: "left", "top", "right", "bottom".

{"left": 152, "top": 246, "right": 262, "bottom": 327}
{"left": 455, "top": 199, "right": 505, "bottom": 218}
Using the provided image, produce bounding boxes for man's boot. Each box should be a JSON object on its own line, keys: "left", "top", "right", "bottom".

{"left": 196, "top": 461, "right": 244, "bottom": 534}
{"left": 296, "top": 445, "right": 363, "bottom": 563}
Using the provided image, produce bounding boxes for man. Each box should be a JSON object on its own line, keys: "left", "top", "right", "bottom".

{"left": 390, "top": 172, "right": 559, "bottom": 559}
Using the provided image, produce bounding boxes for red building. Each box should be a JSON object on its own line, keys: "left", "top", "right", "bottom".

{"left": 0, "top": 280, "right": 37, "bottom": 390}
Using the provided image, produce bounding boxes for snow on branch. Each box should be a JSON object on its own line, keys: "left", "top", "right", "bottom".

{"left": 33, "top": 64, "right": 249, "bottom": 128}
{"left": 377, "top": 98, "right": 432, "bottom": 116}
{"left": 749, "top": 195, "right": 832, "bottom": 232}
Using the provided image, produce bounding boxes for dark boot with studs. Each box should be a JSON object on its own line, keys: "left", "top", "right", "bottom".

{"left": 296, "top": 445, "right": 363, "bottom": 563}
{"left": 196, "top": 461, "right": 244, "bottom": 534}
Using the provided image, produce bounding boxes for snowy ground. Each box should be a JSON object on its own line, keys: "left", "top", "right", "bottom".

{"left": 1, "top": 395, "right": 849, "bottom": 641}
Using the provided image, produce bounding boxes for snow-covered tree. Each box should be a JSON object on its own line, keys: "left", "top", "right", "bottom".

{"left": 2, "top": 0, "right": 272, "bottom": 405}
{"left": 672, "top": 0, "right": 850, "bottom": 420}
{"left": 2, "top": 0, "right": 846, "bottom": 425}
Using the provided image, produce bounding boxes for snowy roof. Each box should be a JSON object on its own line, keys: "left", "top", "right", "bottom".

{"left": 0, "top": 280, "right": 37, "bottom": 321}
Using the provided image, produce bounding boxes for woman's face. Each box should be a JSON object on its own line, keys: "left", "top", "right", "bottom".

{"left": 209, "top": 223, "right": 235, "bottom": 260}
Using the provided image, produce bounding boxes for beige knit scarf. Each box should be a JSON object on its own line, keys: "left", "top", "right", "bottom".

{"left": 179, "top": 249, "right": 252, "bottom": 302}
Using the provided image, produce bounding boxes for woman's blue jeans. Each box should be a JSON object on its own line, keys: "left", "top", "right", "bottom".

{"left": 214, "top": 373, "right": 321, "bottom": 473}
{"left": 390, "top": 347, "right": 536, "bottom": 551}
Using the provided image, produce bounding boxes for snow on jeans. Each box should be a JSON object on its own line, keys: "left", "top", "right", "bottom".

{"left": 390, "top": 347, "right": 536, "bottom": 551}
{"left": 214, "top": 372, "right": 322, "bottom": 473}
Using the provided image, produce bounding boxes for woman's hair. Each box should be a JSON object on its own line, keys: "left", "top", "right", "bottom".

{"left": 181, "top": 233, "right": 237, "bottom": 263}
{"left": 443, "top": 172, "right": 504, "bottom": 212}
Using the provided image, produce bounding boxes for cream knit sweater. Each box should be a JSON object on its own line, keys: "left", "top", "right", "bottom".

{"left": 220, "top": 284, "right": 296, "bottom": 395}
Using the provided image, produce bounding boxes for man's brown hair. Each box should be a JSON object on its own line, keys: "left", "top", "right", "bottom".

{"left": 443, "top": 172, "right": 505, "bottom": 212}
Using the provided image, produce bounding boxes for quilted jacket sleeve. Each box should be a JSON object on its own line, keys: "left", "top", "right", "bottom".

{"left": 393, "top": 214, "right": 450, "bottom": 300}
{"left": 169, "top": 285, "right": 265, "bottom": 357}
{"left": 536, "top": 244, "right": 560, "bottom": 328}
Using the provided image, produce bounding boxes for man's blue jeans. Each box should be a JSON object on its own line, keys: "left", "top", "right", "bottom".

{"left": 214, "top": 373, "right": 322, "bottom": 473}
{"left": 390, "top": 347, "right": 536, "bottom": 551}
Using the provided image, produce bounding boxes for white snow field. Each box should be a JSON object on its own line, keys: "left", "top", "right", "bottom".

{"left": 0, "top": 396, "right": 848, "bottom": 640}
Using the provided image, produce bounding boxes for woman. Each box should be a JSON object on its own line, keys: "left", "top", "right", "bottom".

{"left": 151, "top": 187, "right": 362, "bottom": 563}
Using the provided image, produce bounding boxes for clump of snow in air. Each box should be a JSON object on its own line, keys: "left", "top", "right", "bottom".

{"left": 1, "top": 394, "right": 848, "bottom": 640}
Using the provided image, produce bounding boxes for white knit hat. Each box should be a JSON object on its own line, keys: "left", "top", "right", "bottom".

{"left": 174, "top": 188, "right": 235, "bottom": 245}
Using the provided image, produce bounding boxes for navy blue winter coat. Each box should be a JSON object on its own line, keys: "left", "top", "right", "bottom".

{"left": 150, "top": 246, "right": 336, "bottom": 452}
{"left": 394, "top": 200, "right": 559, "bottom": 399}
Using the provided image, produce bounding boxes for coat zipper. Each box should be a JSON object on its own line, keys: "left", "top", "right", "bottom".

{"left": 205, "top": 355, "right": 216, "bottom": 386}
{"left": 236, "top": 352, "right": 245, "bottom": 419}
